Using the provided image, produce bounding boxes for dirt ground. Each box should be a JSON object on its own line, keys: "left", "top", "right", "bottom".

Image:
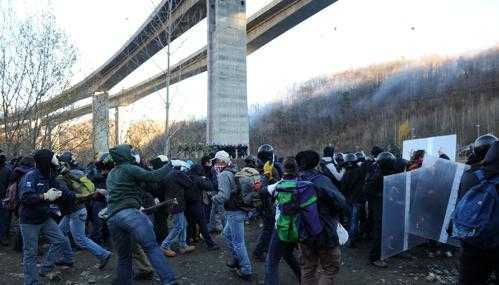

{"left": 0, "top": 222, "right": 461, "bottom": 285}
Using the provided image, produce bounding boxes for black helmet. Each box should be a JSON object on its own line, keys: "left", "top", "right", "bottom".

{"left": 355, "top": 152, "right": 366, "bottom": 162}
{"left": 344, "top": 153, "right": 357, "bottom": 164}
{"left": 472, "top": 134, "right": 498, "bottom": 161}
{"left": 376, "top": 151, "right": 396, "bottom": 170}
{"left": 244, "top": 155, "right": 257, "bottom": 168}
{"left": 257, "top": 144, "right": 274, "bottom": 163}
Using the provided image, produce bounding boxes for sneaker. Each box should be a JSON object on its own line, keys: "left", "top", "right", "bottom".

{"left": 235, "top": 269, "right": 252, "bottom": 281}
{"left": 178, "top": 245, "right": 196, "bottom": 254}
{"left": 98, "top": 253, "right": 112, "bottom": 270}
{"left": 371, "top": 260, "right": 388, "bottom": 268}
{"left": 445, "top": 251, "right": 453, "bottom": 258}
{"left": 133, "top": 270, "right": 154, "bottom": 281}
{"left": 162, "top": 248, "right": 176, "bottom": 257}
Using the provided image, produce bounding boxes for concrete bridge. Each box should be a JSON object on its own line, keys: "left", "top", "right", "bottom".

{"left": 40, "top": 0, "right": 338, "bottom": 153}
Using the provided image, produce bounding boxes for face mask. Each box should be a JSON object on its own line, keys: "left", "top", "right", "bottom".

{"left": 130, "top": 149, "right": 140, "bottom": 164}
{"left": 214, "top": 164, "right": 225, "bottom": 173}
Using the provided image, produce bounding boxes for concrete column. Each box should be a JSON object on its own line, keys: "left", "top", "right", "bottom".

{"left": 207, "top": 0, "right": 249, "bottom": 146}
{"left": 114, "top": 107, "right": 120, "bottom": 146}
{"left": 92, "top": 92, "right": 109, "bottom": 153}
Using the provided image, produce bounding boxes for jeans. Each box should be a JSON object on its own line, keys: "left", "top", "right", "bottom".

{"left": 20, "top": 218, "right": 74, "bottom": 285}
{"left": 51, "top": 208, "right": 110, "bottom": 261}
{"left": 107, "top": 208, "right": 176, "bottom": 285}
{"left": 0, "top": 205, "right": 12, "bottom": 239}
{"left": 88, "top": 200, "right": 107, "bottom": 245}
{"left": 300, "top": 244, "right": 341, "bottom": 285}
{"left": 348, "top": 203, "right": 362, "bottom": 241}
{"left": 209, "top": 200, "right": 225, "bottom": 232}
{"left": 186, "top": 202, "right": 216, "bottom": 247}
{"left": 223, "top": 210, "right": 252, "bottom": 275}
{"left": 264, "top": 230, "right": 300, "bottom": 285}
{"left": 161, "top": 212, "right": 187, "bottom": 249}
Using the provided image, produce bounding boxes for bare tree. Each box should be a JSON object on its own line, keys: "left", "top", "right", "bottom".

{"left": 0, "top": 3, "right": 76, "bottom": 156}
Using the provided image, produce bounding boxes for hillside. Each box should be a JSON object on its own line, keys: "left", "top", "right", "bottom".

{"left": 249, "top": 47, "right": 499, "bottom": 156}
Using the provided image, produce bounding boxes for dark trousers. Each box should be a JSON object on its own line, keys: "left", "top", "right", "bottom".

{"left": 458, "top": 244, "right": 499, "bottom": 285}
{"left": 253, "top": 208, "right": 275, "bottom": 257}
{"left": 368, "top": 196, "right": 383, "bottom": 262}
{"left": 264, "top": 230, "right": 300, "bottom": 284}
{"left": 299, "top": 244, "right": 341, "bottom": 285}
{"left": 0, "top": 206, "right": 12, "bottom": 240}
{"left": 88, "top": 200, "right": 108, "bottom": 246}
{"left": 186, "top": 202, "right": 216, "bottom": 247}
{"left": 153, "top": 208, "right": 169, "bottom": 243}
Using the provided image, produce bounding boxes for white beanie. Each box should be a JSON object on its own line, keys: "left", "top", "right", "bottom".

{"left": 214, "top": 150, "right": 231, "bottom": 164}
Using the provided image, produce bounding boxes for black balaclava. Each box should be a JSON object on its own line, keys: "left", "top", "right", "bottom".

{"left": 34, "top": 149, "right": 55, "bottom": 177}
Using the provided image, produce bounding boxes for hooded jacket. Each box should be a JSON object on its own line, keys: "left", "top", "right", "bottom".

{"left": 19, "top": 169, "right": 74, "bottom": 224}
{"left": 106, "top": 144, "right": 172, "bottom": 217}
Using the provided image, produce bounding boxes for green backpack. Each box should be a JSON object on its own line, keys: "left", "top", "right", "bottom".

{"left": 63, "top": 169, "right": 96, "bottom": 201}
{"left": 275, "top": 180, "right": 322, "bottom": 243}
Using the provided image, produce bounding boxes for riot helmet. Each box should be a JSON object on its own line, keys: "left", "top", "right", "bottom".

{"left": 472, "top": 134, "right": 498, "bottom": 161}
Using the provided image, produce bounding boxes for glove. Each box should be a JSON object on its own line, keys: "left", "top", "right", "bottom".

{"left": 43, "top": 188, "right": 62, "bottom": 202}
{"left": 263, "top": 161, "right": 273, "bottom": 181}
{"left": 96, "top": 189, "right": 108, "bottom": 196}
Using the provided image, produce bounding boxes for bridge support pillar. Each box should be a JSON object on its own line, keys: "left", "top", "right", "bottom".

{"left": 114, "top": 107, "right": 120, "bottom": 146}
{"left": 92, "top": 92, "right": 109, "bottom": 153}
{"left": 207, "top": 0, "right": 249, "bottom": 147}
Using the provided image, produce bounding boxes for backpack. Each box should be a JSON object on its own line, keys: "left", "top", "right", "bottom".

{"left": 229, "top": 167, "right": 263, "bottom": 211}
{"left": 62, "top": 169, "right": 96, "bottom": 200}
{"left": 275, "top": 180, "right": 323, "bottom": 243}
{"left": 452, "top": 170, "right": 499, "bottom": 249}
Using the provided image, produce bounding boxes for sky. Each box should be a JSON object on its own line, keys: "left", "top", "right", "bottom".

{"left": 7, "top": 0, "right": 499, "bottom": 138}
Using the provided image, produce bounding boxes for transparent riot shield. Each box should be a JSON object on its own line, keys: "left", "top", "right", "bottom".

{"left": 408, "top": 158, "right": 467, "bottom": 245}
{"left": 381, "top": 172, "right": 425, "bottom": 259}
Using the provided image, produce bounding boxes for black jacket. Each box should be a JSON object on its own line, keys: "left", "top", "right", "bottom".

{"left": 185, "top": 165, "right": 214, "bottom": 205}
{"left": 341, "top": 166, "right": 366, "bottom": 203}
{"left": 0, "top": 164, "right": 12, "bottom": 199}
{"left": 301, "top": 169, "right": 348, "bottom": 248}
{"left": 161, "top": 169, "right": 193, "bottom": 213}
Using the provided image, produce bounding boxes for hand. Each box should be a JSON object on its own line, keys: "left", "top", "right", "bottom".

{"left": 43, "top": 188, "right": 62, "bottom": 201}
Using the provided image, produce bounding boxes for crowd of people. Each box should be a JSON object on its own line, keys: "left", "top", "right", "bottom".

{"left": 0, "top": 133, "right": 497, "bottom": 285}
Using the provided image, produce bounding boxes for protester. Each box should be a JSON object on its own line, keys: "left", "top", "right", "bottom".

{"left": 185, "top": 164, "right": 220, "bottom": 250}
{"left": 0, "top": 152, "right": 13, "bottom": 245}
{"left": 212, "top": 150, "right": 253, "bottom": 280}
{"left": 252, "top": 144, "right": 281, "bottom": 262}
{"left": 263, "top": 157, "right": 303, "bottom": 284}
{"left": 160, "top": 164, "right": 196, "bottom": 257}
{"left": 365, "top": 151, "right": 398, "bottom": 268}
{"left": 106, "top": 144, "right": 178, "bottom": 285}
{"left": 296, "top": 150, "right": 348, "bottom": 284}
{"left": 457, "top": 138, "right": 499, "bottom": 285}
{"left": 18, "top": 149, "right": 75, "bottom": 285}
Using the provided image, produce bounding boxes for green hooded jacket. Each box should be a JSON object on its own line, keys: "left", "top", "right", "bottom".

{"left": 107, "top": 144, "right": 171, "bottom": 216}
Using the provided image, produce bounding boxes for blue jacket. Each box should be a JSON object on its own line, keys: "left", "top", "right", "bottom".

{"left": 19, "top": 169, "right": 74, "bottom": 225}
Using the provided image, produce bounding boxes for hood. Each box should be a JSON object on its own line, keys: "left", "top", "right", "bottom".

{"left": 109, "top": 144, "right": 135, "bottom": 165}
{"left": 190, "top": 164, "right": 205, "bottom": 176}
{"left": 13, "top": 165, "right": 33, "bottom": 181}
{"left": 482, "top": 141, "right": 499, "bottom": 174}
